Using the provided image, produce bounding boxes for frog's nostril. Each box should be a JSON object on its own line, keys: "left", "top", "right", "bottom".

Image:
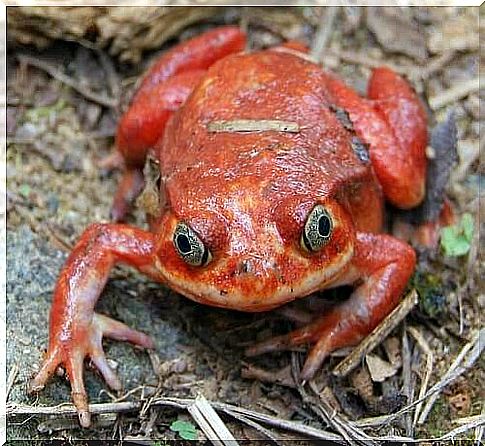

{"left": 236, "top": 259, "right": 252, "bottom": 275}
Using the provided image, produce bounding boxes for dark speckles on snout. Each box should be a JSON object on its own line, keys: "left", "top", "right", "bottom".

{"left": 351, "top": 136, "right": 370, "bottom": 164}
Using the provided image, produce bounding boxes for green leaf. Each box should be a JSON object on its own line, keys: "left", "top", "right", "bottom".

{"left": 440, "top": 213, "right": 474, "bottom": 257}
{"left": 18, "top": 184, "right": 31, "bottom": 198}
{"left": 170, "top": 420, "right": 198, "bottom": 440}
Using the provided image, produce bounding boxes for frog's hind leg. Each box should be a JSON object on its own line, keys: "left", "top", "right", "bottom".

{"left": 112, "top": 26, "right": 246, "bottom": 221}
{"left": 367, "top": 67, "right": 428, "bottom": 209}
{"left": 325, "top": 68, "right": 427, "bottom": 210}
{"left": 246, "top": 232, "right": 415, "bottom": 381}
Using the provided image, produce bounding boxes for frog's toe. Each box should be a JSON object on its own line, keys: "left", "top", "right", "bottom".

{"left": 66, "top": 353, "right": 91, "bottom": 427}
{"left": 300, "top": 337, "right": 332, "bottom": 381}
{"left": 90, "top": 345, "right": 122, "bottom": 391}
{"left": 29, "top": 347, "right": 62, "bottom": 392}
{"left": 245, "top": 326, "right": 315, "bottom": 357}
{"left": 94, "top": 313, "right": 154, "bottom": 349}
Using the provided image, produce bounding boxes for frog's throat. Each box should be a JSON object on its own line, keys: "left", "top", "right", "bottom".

{"left": 157, "top": 241, "right": 354, "bottom": 312}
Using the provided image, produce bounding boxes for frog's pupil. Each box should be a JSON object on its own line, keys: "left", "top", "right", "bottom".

{"left": 318, "top": 215, "right": 331, "bottom": 237}
{"left": 176, "top": 234, "right": 192, "bottom": 254}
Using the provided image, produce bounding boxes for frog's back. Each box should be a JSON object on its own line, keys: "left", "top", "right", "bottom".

{"left": 159, "top": 50, "right": 382, "bottom": 231}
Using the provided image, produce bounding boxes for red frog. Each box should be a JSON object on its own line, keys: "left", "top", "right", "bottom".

{"left": 30, "top": 26, "right": 428, "bottom": 427}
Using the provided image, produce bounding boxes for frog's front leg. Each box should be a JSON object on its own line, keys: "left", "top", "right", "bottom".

{"left": 246, "top": 233, "right": 415, "bottom": 381}
{"left": 29, "top": 224, "right": 161, "bottom": 427}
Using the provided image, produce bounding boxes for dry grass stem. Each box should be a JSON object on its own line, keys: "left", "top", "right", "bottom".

{"left": 333, "top": 289, "right": 418, "bottom": 377}
{"left": 220, "top": 408, "right": 284, "bottom": 444}
{"left": 407, "top": 326, "right": 434, "bottom": 427}
{"left": 417, "top": 329, "right": 484, "bottom": 424}
{"left": 207, "top": 120, "right": 300, "bottom": 133}
{"left": 188, "top": 394, "right": 239, "bottom": 446}
{"left": 9, "top": 394, "right": 484, "bottom": 442}
{"left": 17, "top": 54, "right": 118, "bottom": 108}
{"left": 292, "top": 354, "right": 375, "bottom": 446}
{"left": 326, "top": 48, "right": 412, "bottom": 76}
{"left": 402, "top": 327, "right": 414, "bottom": 436}
{"left": 6, "top": 364, "right": 19, "bottom": 401}
{"left": 311, "top": 6, "right": 339, "bottom": 61}
{"left": 428, "top": 76, "right": 481, "bottom": 110}
{"left": 475, "top": 405, "right": 485, "bottom": 443}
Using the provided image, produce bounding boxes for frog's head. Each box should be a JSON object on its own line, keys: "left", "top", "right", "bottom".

{"left": 155, "top": 186, "right": 355, "bottom": 311}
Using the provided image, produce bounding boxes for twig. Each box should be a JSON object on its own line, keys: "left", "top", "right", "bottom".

{"left": 207, "top": 120, "right": 300, "bottom": 133}
{"left": 401, "top": 327, "right": 414, "bottom": 437}
{"left": 95, "top": 48, "right": 121, "bottom": 104}
{"left": 417, "top": 329, "right": 484, "bottom": 424}
{"left": 428, "top": 76, "right": 481, "bottom": 110}
{"left": 326, "top": 48, "right": 412, "bottom": 76}
{"left": 418, "top": 50, "right": 456, "bottom": 80}
{"left": 223, "top": 408, "right": 283, "bottom": 445}
{"left": 475, "top": 405, "right": 485, "bottom": 444}
{"left": 453, "top": 414, "right": 485, "bottom": 425}
{"left": 347, "top": 328, "right": 484, "bottom": 433}
{"left": 188, "top": 394, "right": 239, "bottom": 446}
{"left": 311, "top": 6, "right": 339, "bottom": 61}
{"left": 407, "top": 326, "right": 434, "bottom": 427}
{"left": 333, "top": 289, "right": 418, "bottom": 377}
{"left": 7, "top": 398, "right": 344, "bottom": 443}
{"left": 17, "top": 54, "right": 118, "bottom": 109}
{"left": 7, "top": 364, "right": 20, "bottom": 401}
{"left": 291, "top": 354, "right": 374, "bottom": 446}
{"left": 9, "top": 396, "right": 483, "bottom": 442}
{"left": 438, "top": 415, "right": 485, "bottom": 441}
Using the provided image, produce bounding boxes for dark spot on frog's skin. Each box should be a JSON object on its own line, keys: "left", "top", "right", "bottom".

{"left": 220, "top": 289, "right": 228, "bottom": 296}
{"left": 351, "top": 136, "right": 370, "bottom": 164}
{"left": 329, "top": 104, "right": 355, "bottom": 132}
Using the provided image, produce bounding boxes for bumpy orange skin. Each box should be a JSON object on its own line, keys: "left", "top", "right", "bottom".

{"left": 31, "top": 26, "right": 427, "bottom": 427}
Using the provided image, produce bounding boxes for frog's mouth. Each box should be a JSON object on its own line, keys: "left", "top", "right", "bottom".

{"left": 159, "top": 240, "right": 354, "bottom": 312}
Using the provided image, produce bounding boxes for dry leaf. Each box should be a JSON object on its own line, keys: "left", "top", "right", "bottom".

{"left": 8, "top": 7, "right": 223, "bottom": 63}
{"left": 350, "top": 366, "right": 374, "bottom": 403}
{"left": 366, "top": 7, "right": 427, "bottom": 63}
{"left": 365, "top": 354, "right": 399, "bottom": 382}
{"left": 383, "top": 337, "right": 402, "bottom": 368}
{"left": 428, "top": 13, "right": 479, "bottom": 54}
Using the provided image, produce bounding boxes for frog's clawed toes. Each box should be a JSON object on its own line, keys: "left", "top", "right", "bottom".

{"left": 29, "top": 347, "right": 62, "bottom": 393}
{"left": 245, "top": 321, "right": 339, "bottom": 381}
{"left": 30, "top": 313, "right": 153, "bottom": 428}
{"left": 245, "top": 325, "right": 316, "bottom": 357}
{"left": 94, "top": 313, "right": 154, "bottom": 349}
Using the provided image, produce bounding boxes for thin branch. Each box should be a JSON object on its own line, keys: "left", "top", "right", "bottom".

{"left": 7, "top": 398, "right": 343, "bottom": 443}
{"left": 223, "top": 408, "right": 284, "bottom": 445}
{"left": 428, "top": 76, "right": 481, "bottom": 110}
{"left": 407, "top": 325, "right": 434, "bottom": 426}
{"left": 311, "top": 7, "right": 339, "bottom": 61}
{"left": 17, "top": 54, "right": 118, "bottom": 109}
{"left": 333, "top": 289, "right": 418, "bottom": 377}
{"left": 188, "top": 394, "right": 239, "bottom": 446}
{"left": 417, "top": 328, "right": 484, "bottom": 424}
{"left": 7, "top": 364, "right": 20, "bottom": 401}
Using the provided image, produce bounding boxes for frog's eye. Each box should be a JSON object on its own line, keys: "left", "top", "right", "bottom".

{"left": 301, "top": 205, "right": 333, "bottom": 252}
{"left": 173, "top": 222, "right": 212, "bottom": 266}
